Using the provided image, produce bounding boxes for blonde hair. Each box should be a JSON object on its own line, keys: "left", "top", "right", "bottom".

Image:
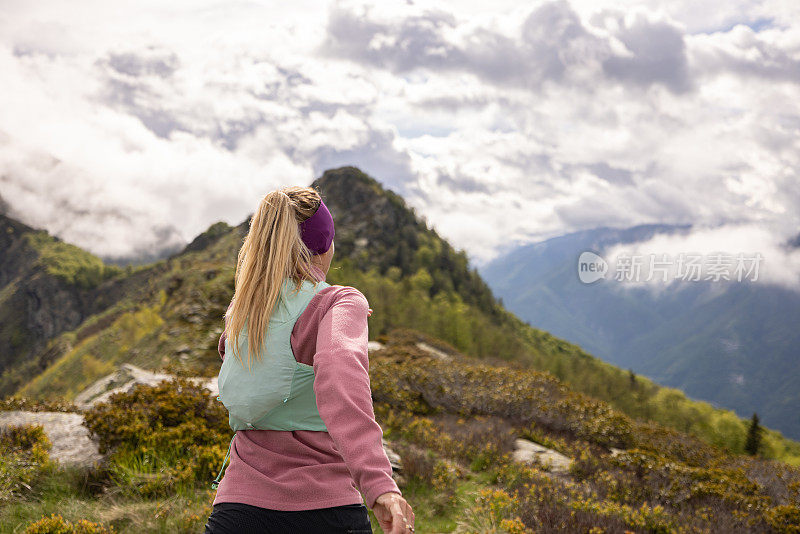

{"left": 225, "top": 186, "right": 323, "bottom": 369}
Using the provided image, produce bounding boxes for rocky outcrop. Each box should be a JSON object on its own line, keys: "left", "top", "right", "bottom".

{"left": 512, "top": 438, "right": 573, "bottom": 476}
{"left": 381, "top": 437, "right": 405, "bottom": 486}
{"left": 0, "top": 411, "right": 102, "bottom": 468}
{"left": 382, "top": 438, "right": 402, "bottom": 472}
{"left": 2, "top": 366, "right": 404, "bottom": 477}
{"left": 609, "top": 447, "right": 624, "bottom": 457}
{"left": 415, "top": 342, "right": 451, "bottom": 360}
{"left": 1, "top": 364, "right": 217, "bottom": 469}
{"left": 74, "top": 364, "right": 173, "bottom": 409}
{"left": 74, "top": 363, "right": 217, "bottom": 409}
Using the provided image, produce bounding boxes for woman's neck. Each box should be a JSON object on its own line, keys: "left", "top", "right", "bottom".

{"left": 309, "top": 261, "right": 327, "bottom": 281}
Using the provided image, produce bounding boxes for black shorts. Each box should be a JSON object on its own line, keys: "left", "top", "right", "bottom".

{"left": 203, "top": 502, "right": 373, "bottom": 534}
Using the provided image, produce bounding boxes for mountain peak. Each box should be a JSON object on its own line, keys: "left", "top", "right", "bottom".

{"left": 310, "top": 166, "right": 433, "bottom": 280}
{"left": 311, "top": 166, "right": 413, "bottom": 222}
{"left": 179, "top": 166, "right": 501, "bottom": 324}
{"left": 312, "top": 165, "right": 383, "bottom": 193}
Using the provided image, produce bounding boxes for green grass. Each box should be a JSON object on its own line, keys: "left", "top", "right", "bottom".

{"left": 2, "top": 466, "right": 495, "bottom": 534}
{"left": 0, "top": 466, "right": 215, "bottom": 533}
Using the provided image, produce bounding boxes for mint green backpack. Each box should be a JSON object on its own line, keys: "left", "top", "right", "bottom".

{"left": 211, "top": 277, "right": 331, "bottom": 489}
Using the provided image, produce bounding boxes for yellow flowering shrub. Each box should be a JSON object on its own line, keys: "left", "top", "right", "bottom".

{"left": 765, "top": 504, "right": 800, "bottom": 534}
{"left": 24, "top": 514, "right": 114, "bottom": 534}
{"left": 0, "top": 423, "right": 52, "bottom": 502}
{"left": 455, "top": 488, "right": 531, "bottom": 534}
{"left": 83, "top": 378, "right": 228, "bottom": 496}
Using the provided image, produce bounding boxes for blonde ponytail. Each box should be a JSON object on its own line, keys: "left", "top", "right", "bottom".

{"left": 225, "top": 186, "right": 322, "bottom": 370}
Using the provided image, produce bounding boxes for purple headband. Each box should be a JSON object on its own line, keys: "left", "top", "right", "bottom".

{"left": 299, "top": 198, "right": 335, "bottom": 255}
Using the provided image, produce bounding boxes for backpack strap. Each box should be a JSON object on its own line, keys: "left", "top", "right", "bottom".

{"left": 211, "top": 432, "right": 235, "bottom": 490}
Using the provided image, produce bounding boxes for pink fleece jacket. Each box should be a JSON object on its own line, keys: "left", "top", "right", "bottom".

{"left": 212, "top": 265, "right": 401, "bottom": 511}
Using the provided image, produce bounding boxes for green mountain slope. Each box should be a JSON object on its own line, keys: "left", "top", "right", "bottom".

{"left": 479, "top": 225, "right": 800, "bottom": 440}
{"left": 2, "top": 166, "right": 799, "bottom": 465}
{"left": 0, "top": 214, "right": 129, "bottom": 393}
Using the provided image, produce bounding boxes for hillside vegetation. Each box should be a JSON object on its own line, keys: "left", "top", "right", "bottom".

{"left": 1, "top": 166, "right": 800, "bottom": 531}
{"left": 3, "top": 168, "right": 800, "bottom": 465}
{"left": 480, "top": 224, "right": 800, "bottom": 441}
{"left": 2, "top": 330, "right": 799, "bottom": 532}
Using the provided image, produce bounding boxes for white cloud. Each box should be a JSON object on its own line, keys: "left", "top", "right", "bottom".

{"left": 602, "top": 223, "right": 800, "bottom": 290}
{"left": 0, "top": 0, "right": 797, "bottom": 271}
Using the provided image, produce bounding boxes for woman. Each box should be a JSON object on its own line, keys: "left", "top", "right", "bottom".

{"left": 204, "top": 186, "right": 415, "bottom": 534}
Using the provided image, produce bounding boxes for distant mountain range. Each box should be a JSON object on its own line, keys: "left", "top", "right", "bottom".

{"left": 479, "top": 224, "right": 800, "bottom": 440}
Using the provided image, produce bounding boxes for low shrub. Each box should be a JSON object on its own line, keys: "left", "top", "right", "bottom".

{"left": 0, "top": 396, "right": 77, "bottom": 413}
{"left": 765, "top": 504, "right": 800, "bottom": 534}
{"left": 394, "top": 442, "right": 436, "bottom": 485}
{"left": 393, "top": 442, "right": 460, "bottom": 513}
{"left": 455, "top": 488, "right": 530, "bottom": 534}
{"left": 24, "top": 513, "right": 114, "bottom": 534}
{"left": 0, "top": 423, "right": 52, "bottom": 502}
{"left": 430, "top": 458, "right": 461, "bottom": 511}
{"left": 371, "top": 353, "right": 633, "bottom": 449}
{"left": 83, "top": 378, "right": 229, "bottom": 496}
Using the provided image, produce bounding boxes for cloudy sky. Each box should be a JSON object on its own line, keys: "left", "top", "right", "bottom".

{"left": 1, "top": 0, "right": 798, "bottom": 272}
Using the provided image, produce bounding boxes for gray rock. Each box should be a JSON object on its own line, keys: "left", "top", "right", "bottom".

{"left": 73, "top": 363, "right": 173, "bottom": 409}
{"left": 0, "top": 411, "right": 102, "bottom": 468}
{"left": 382, "top": 438, "right": 402, "bottom": 472}
{"left": 415, "top": 342, "right": 450, "bottom": 360}
{"left": 74, "top": 364, "right": 219, "bottom": 409}
{"left": 512, "top": 438, "right": 572, "bottom": 475}
{"left": 188, "top": 376, "right": 218, "bottom": 397}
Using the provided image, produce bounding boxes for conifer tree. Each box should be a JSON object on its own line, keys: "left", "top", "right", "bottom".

{"left": 744, "top": 412, "right": 763, "bottom": 456}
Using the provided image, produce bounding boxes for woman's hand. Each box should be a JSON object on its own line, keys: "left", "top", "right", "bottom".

{"left": 373, "top": 492, "right": 414, "bottom": 533}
